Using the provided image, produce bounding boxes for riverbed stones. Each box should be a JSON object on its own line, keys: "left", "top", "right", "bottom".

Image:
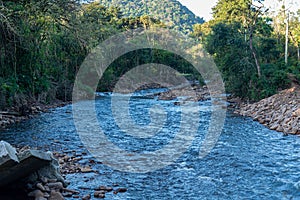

{"left": 0, "top": 143, "right": 58, "bottom": 187}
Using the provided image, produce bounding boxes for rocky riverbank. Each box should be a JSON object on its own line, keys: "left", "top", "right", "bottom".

{"left": 155, "top": 84, "right": 210, "bottom": 102}
{"left": 0, "top": 142, "right": 128, "bottom": 199}
{"left": 235, "top": 86, "right": 300, "bottom": 135}
{"left": 0, "top": 101, "right": 69, "bottom": 129}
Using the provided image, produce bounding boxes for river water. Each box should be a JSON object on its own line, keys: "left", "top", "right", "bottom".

{"left": 1, "top": 89, "right": 300, "bottom": 199}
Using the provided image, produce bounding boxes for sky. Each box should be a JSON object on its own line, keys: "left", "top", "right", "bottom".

{"left": 178, "top": 0, "right": 300, "bottom": 21}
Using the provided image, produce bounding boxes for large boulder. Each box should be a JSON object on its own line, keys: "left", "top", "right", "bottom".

{"left": 0, "top": 141, "right": 19, "bottom": 169}
{"left": 0, "top": 141, "right": 64, "bottom": 187}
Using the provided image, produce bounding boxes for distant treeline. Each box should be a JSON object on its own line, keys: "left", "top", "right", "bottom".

{"left": 0, "top": 0, "right": 299, "bottom": 110}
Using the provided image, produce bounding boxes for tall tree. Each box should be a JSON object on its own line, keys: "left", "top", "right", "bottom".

{"left": 211, "top": 0, "right": 269, "bottom": 77}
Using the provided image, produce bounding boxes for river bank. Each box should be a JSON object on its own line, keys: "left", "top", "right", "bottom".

{"left": 235, "top": 86, "right": 300, "bottom": 135}
{"left": 2, "top": 84, "right": 299, "bottom": 136}
{"left": 0, "top": 101, "right": 70, "bottom": 129}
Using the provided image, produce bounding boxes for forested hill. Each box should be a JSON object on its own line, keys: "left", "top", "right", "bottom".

{"left": 96, "top": 0, "right": 204, "bottom": 33}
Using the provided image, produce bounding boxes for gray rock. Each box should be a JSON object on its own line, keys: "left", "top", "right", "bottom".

{"left": 28, "top": 189, "right": 44, "bottom": 199}
{"left": 36, "top": 183, "right": 46, "bottom": 192}
{"left": 47, "top": 182, "right": 64, "bottom": 191}
{"left": 49, "top": 190, "right": 64, "bottom": 200}
{"left": 0, "top": 141, "right": 19, "bottom": 167}
{"left": 0, "top": 142, "right": 65, "bottom": 187}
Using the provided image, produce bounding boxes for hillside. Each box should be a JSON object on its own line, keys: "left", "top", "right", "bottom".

{"left": 96, "top": 0, "right": 204, "bottom": 34}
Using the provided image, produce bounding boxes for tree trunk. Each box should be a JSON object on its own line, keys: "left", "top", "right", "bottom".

{"left": 249, "top": 32, "right": 261, "bottom": 77}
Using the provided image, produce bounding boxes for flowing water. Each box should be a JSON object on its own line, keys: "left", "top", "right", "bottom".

{"left": 1, "top": 89, "right": 300, "bottom": 200}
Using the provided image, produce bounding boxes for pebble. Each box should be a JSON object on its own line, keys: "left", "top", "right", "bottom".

{"left": 94, "top": 190, "right": 105, "bottom": 197}
{"left": 114, "top": 188, "right": 127, "bottom": 194}
{"left": 82, "top": 194, "right": 91, "bottom": 200}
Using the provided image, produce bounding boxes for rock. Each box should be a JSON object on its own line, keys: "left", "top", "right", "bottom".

{"left": 36, "top": 197, "right": 47, "bottom": 200}
{"left": 63, "top": 188, "right": 80, "bottom": 194}
{"left": 48, "top": 178, "right": 58, "bottom": 183}
{"left": 270, "top": 123, "right": 279, "bottom": 130}
{"left": 94, "top": 191, "right": 105, "bottom": 197}
{"left": 82, "top": 194, "right": 91, "bottom": 200}
{"left": 0, "top": 141, "right": 19, "bottom": 167}
{"left": 36, "top": 183, "right": 46, "bottom": 191}
{"left": 97, "top": 186, "right": 113, "bottom": 192}
{"left": 40, "top": 176, "right": 48, "bottom": 184}
{"left": 80, "top": 166, "right": 93, "bottom": 173}
{"left": 114, "top": 188, "right": 127, "bottom": 194}
{"left": 32, "top": 153, "right": 66, "bottom": 186}
{"left": 44, "top": 185, "right": 51, "bottom": 192}
{"left": 0, "top": 147, "right": 53, "bottom": 187}
{"left": 292, "top": 108, "right": 300, "bottom": 117}
{"left": 44, "top": 193, "right": 50, "bottom": 198}
{"left": 47, "top": 182, "right": 64, "bottom": 191}
{"left": 28, "top": 189, "right": 44, "bottom": 199}
{"left": 62, "top": 192, "right": 73, "bottom": 197}
{"left": 49, "top": 190, "right": 64, "bottom": 200}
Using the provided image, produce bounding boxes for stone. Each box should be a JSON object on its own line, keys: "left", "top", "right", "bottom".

{"left": 0, "top": 147, "right": 53, "bottom": 187}
{"left": 49, "top": 190, "right": 64, "bottom": 200}
{"left": 28, "top": 189, "right": 44, "bottom": 199}
{"left": 0, "top": 141, "right": 19, "bottom": 167}
{"left": 94, "top": 190, "right": 106, "bottom": 197}
{"left": 80, "top": 166, "right": 93, "bottom": 173}
{"left": 114, "top": 188, "right": 127, "bottom": 194}
{"left": 63, "top": 188, "right": 80, "bottom": 194}
{"left": 270, "top": 123, "right": 279, "bottom": 130}
{"left": 48, "top": 178, "right": 58, "bottom": 183}
{"left": 292, "top": 108, "right": 300, "bottom": 117}
{"left": 44, "top": 193, "right": 50, "bottom": 198}
{"left": 96, "top": 186, "right": 113, "bottom": 192}
{"left": 34, "top": 153, "right": 65, "bottom": 186}
{"left": 36, "top": 183, "right": 46, "bottom": 191}
{"left": 82, "top": 194, "right": 91, "bottom": 200}
{"left": 47, "top": 182, "right": 64, "bottom": 191}
{"left": 36, "top": 197, "right": 47, "bottom": 200}
{"left": 62, "top": 192, "right": 73, "bottom": 197}
{"left": 40, "top": 176, "right": 48, "bottom": 184}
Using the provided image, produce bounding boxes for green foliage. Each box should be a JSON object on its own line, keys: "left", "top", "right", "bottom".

{"left": 0, "top": 0, "right": 123, "bottom": 107}
{"left": 199, "top": 0, "right": 300, "bottom": 101}
{"left": 98, "top": 48, "right": 203, "bottom": 91}
{"left": 96, "top": 0, "right": 204, "bottom": 34}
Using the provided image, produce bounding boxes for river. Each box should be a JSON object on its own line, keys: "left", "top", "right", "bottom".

{"left": 1, "top": 89, "right": 300, "bottom": 199}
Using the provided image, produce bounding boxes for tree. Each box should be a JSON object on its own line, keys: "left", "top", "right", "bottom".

{"left": 211, "top": 0, "right": 270, "bottom": 77}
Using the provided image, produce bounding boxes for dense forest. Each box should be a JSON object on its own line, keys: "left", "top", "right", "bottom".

{"left": 96, "top": 0, "right": 204, "bottom": 34}
{"left": 0, "top": 0, "right": 299, "bottom": 111}
{"left": 194, "top": 0, "right": 300, "bottom": 100}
